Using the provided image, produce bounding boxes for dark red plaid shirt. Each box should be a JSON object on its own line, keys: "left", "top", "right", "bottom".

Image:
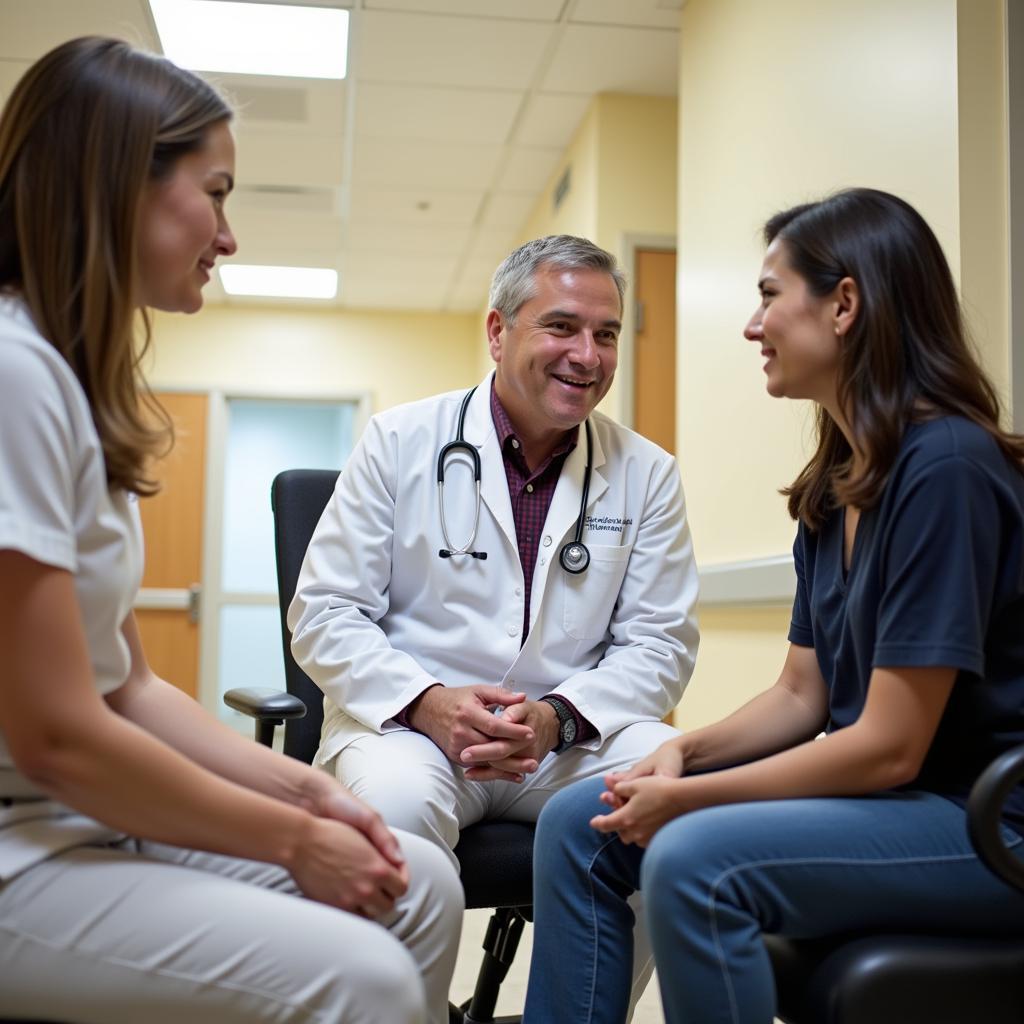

{"left": 490, "top": 383, "right": 596, "bottom": 746}
{"left": 489, "top": 382, "right": 577, "bottom": 641}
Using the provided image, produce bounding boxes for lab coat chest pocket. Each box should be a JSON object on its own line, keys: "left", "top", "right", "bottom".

{"left": 562, "top": 543, "right": 633, "bottom": 640}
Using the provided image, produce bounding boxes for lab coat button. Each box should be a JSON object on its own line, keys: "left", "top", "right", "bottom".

{"left": 507, "top": 624, "right": 519, "bottom": 637}
{"left": 539, "top": 556, "right": 547, "bottom": 566}
{"left": 542, "top": 535, "right": 552, "bottom": 547}
{"left": 515, "top": 587, "right": 522, "bottom": 597}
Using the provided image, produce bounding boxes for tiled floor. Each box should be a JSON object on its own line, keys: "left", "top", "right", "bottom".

{"left": 450, "top": 908, "right": 666, "bottom": 1023}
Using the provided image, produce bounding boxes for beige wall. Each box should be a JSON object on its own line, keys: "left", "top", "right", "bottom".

{"left": 958, "top": 0, "right": 1010, "bottom": 415}
{"left": 677, "top": 0, "right": 1009, "bottom": 726}
{"left": 493, "top": 93, "right": 679, "bottom": 421}
{"left": 147, "top": 304, "right": 483, "bottom": 412}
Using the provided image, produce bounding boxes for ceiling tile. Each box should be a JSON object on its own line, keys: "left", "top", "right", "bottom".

{"left": 356, "top": 83, "right": 522, "bottom": 144}
{"left": 570, "top": 0, "right": 683, "bottom": 30}
{"left": 341, "top": 251, "right": 458, "bottom": 283}
{"left": 341, "top": 284, "right": 443, "bottom": 312}
{"left": 469, "top": 227, "right": 520, "bottom": 259}
{"left": 227, "top": 208, "right": 342, "bottom": 260}
{"left": 479, "top": 192, "right": 537, "bottom": 230}
{"left": 353, "top": 138, "right": 502, "bottom": 190}
{"left": 0, "top": 0, "right": 157, "bottom": 59}
{"left": 4, "top": 0, "right": 682, "bottom": 315}
{"left": 341, "top": 252, "right": 459, "bottom": 311}
{"left": 494, "top": 147, "right": 562, "bottom": 192}
{"left": 514, "top": 92, "right": 591, "bottom": 147}
{"left": 540, "top": 23, "right": 679, "bottom": 95}
{"left": 341, "top": 223, "right": 472, "bottom": 256}
{"left": 363, "top": 0, "right": 564, "bottom": 20}
{"left": 347, "top": 187, "right": 484, "bottom": 226}
{"left": 359, "top": 10, "right": 553, "bottom": 90}
{"left": 234, "top": 130, "right": 345, "bottom": 189}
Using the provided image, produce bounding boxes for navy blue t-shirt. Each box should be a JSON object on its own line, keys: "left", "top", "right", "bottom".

{"left": 789, "top": 416, "right": 1024, "bottom": 835}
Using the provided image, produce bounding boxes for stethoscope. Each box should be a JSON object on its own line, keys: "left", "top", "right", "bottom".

{"left": 437, "top": 386, "right": 593, "bottom": 574}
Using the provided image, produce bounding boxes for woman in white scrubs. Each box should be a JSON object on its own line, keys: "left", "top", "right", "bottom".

{"left": 0, "top": 36, "right": 461, "bottom": 1024}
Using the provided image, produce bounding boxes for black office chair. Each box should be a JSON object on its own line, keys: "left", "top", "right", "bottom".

{"left": 765, "top": 743, "right": 1024, "bottom": 1023}
{"left": 224, "top": 468, "right": 534, "bottom": 1024}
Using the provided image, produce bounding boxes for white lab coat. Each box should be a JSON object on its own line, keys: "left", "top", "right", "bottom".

{"left": 289, "top": 373, "right": 699, "bottom": 766}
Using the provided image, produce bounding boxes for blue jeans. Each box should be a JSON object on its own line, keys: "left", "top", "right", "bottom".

{"left": 522, "top": 775, "right": 1024, "bottom": 1024}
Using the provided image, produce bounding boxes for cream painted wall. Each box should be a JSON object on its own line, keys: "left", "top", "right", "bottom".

{"left": 676, "top": 0, "right": 1009, "bottom": 728}
{"left": 674, "top": 606, "right": 792, "bottom": 731}
{"left": 593, "top": 93, "right": 678, "bottom": 256}
{"left": 678, "top": 0, "right": 962, "bottom": 566}
{"left": 958, "top": 0, "right": 1010, "bottom": 414}
{"left": 147, "top": 304, "right": 483, "bottom": 411}
{"left": 518, "top": 102, "right": 599, "bottom": 252}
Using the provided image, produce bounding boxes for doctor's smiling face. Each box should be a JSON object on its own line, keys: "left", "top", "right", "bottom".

{"left": 487, "top": 263, "right": 621, "bottom": 460}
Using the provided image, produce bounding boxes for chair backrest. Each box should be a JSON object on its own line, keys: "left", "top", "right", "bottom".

{"left": 271, "top": 468, "right": 340, "bottom": 762}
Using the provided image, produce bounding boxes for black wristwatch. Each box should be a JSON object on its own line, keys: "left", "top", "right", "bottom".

{"left": 541, "top": 695, "right": 577, "bottom": 753}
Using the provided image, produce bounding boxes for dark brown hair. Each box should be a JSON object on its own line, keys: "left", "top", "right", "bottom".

{"left": 767, "top": 187, "right": 1024, "bottom": 529}
{"left": 0, "top": 36, "right": 231, "bottom": 494}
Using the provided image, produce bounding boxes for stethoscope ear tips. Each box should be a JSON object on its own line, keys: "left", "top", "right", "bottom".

{"left": 559, "top": 542, "right": 590, "bottom": 575}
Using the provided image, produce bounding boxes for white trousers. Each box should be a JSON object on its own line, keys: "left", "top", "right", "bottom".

{"left": 0, "top": 830, "right": 462, "bottom": 1024}
{"left": 332, "top": 720, "right": 679, "bottom": 1018}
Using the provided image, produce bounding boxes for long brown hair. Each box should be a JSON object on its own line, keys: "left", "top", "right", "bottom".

{"left": 768, "top": 188, "right": 1024, "bottom": 530}
{"left": 0, "top": 36, "right": 231, "bottom": 494}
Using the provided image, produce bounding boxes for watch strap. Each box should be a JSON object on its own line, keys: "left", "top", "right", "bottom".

{"left": 540, "top": 695, "right": 578, "bottom": 753}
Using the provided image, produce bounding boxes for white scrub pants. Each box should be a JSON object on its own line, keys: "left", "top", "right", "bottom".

{"left": 0, "top": 830, "right": 462, "bottom": 1024}
{"left": 332, "top": 719, "right": 679, "bottom": 1018}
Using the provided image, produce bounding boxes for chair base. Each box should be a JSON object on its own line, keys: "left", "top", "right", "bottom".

{"left": 449, "top": 906, "right": 528, "bottom": 1024}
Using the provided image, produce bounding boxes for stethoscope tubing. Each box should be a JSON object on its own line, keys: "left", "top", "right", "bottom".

{"left": 437, "top": 385, "right": 593, "bottom": 573}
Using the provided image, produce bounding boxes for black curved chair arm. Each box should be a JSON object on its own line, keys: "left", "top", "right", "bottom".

{"left": 223, "top": 686, "right": 308, "bottom": 722}
{"left": 967, "top": 742, "right": 1024, "bottom": 893}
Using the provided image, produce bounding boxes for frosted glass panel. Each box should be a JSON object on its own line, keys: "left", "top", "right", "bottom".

{"left": 222, "top": 399, "right": 354, "bottom": 593}
{"left": 217, "top": 604, "right": 285, "bottom": 727}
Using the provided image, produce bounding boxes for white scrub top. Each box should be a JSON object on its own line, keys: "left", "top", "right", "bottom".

{"left": 0, "top": 294, "right": 142, "bottom": 877}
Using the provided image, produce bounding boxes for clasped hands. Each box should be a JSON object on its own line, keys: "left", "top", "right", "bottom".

{"left": 408, "top": 683, "right": 560, "bottom": 783}
{"left": 589, "top": 737, "right": 688, "bottom": 848}
{"left": 290, "top": 772, "right": 409, "bottom": 920}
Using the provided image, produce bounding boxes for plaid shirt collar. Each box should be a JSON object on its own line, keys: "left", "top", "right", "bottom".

{"left": 489, "top": 379, "right": 578, "bottom": 471}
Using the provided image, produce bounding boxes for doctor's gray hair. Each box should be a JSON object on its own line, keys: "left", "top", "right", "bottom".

{"left": 488, "top": 235, "right": 626, "bottom": 324}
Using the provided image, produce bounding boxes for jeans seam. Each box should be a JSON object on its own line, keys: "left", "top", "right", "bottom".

{"left": 583, "top": 833, "right": 631, "bottom": 1024}
{"left": 0, "top": 923, "right": 331, "bottom": 1022}
{"left": 705, "top": 850, "right": 986, "bottom": 1024}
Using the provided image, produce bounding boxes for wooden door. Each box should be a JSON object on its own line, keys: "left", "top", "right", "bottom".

{"left": 135, "top": 392, "right": 208, "bottom": 698}
{"left": 633, "top": 248, "right": 677, "bottom": 454}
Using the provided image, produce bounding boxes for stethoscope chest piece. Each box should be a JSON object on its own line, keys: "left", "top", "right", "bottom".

{"left": 560, "top": 541, "right": 590, "bottom": 575}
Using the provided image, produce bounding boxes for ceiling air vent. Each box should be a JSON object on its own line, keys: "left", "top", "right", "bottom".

{"left": 553, "top": 166, "right": 571, "bottom": 211}
{"left": 233, "top": 185, "right": 335, "bottom": 213}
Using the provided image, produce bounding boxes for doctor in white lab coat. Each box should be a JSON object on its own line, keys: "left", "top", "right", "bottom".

{"left": 289, "top": 235, "right": 699, "bottom": 860}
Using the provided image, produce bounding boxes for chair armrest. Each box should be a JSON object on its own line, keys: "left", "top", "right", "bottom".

{"left": 967, "top": 742, "right": 1024, "bottom": 893}
{"left": 223, "top": 687, "right": 307, "bottom": 722}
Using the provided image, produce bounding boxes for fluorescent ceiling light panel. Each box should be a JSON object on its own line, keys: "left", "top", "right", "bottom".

{"left": 220, "top": 265, "right": 338, "bottom": 299}
{"left": 150, "top": 1, "right": 348, "bottom": 79}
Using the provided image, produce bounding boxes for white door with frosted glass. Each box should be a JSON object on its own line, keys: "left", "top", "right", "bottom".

{"left": 206, "top": 397, "right": 361, "bottom": 731}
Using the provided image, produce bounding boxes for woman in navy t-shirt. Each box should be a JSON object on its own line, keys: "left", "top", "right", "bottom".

{"left": 522, "top": 188, "right": 1024, "bottom": 1024}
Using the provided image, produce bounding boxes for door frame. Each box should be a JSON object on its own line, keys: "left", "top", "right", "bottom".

{"left": 618, "top": 232, "right": 677, "bottom": 432}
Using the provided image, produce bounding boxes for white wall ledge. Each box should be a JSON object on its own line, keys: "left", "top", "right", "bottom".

{"left": 698, "top": 554, "right": 795, "bottom": 607}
